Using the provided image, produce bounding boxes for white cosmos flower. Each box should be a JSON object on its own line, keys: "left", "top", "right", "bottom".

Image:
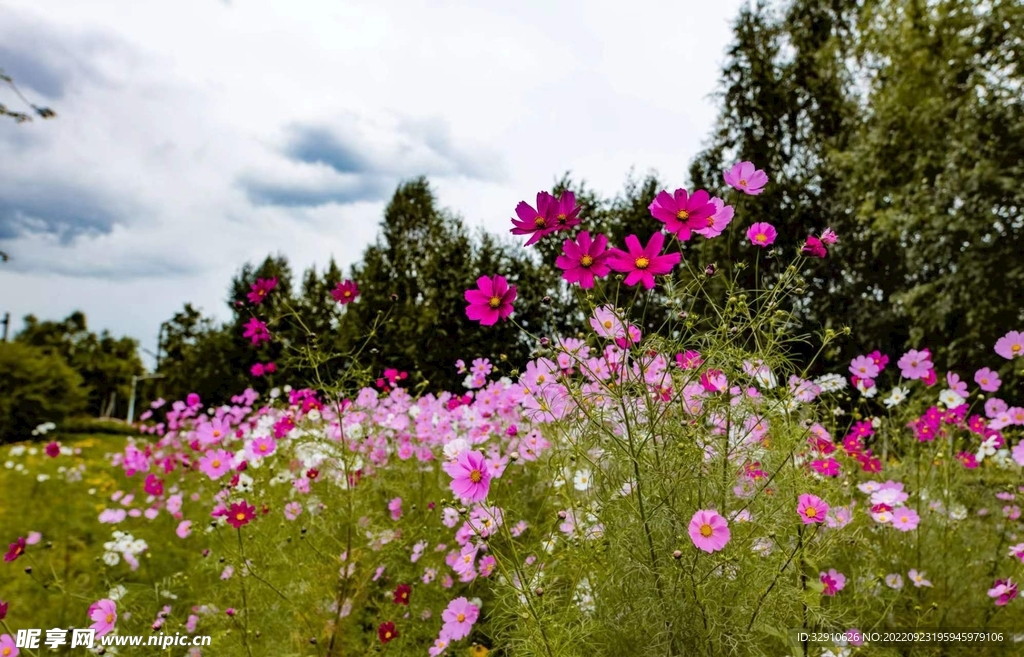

{"left": 573, "top": 469, "right": 593, "bottom": 491}
{"left": 883, "top": 386, "right": 909, "bottom": 408}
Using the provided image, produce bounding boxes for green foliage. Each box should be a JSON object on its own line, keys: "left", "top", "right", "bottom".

{"left": 15, "top": 311, "right": 145, "bottom": 418}
{"left": 0, "top": 342, "right": 87, "bottom": 443}
{"left": 60, "top": 417, "right": 140, "bottom": 437}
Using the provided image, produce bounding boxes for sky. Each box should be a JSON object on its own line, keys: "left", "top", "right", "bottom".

{"left": 0, "top": 0, "right": 746, "bottom": 367}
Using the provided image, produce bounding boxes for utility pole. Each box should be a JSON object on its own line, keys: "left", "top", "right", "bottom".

{"left": 127, "top": 374, "right": 165, "bottom": 424}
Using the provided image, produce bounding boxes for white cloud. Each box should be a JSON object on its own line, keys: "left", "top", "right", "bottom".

{"left": 0, "top": 0, "right": 745, "bottom": 358}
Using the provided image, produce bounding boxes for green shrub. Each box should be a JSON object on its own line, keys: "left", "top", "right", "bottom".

{"left": 60, "top": 416, "right": 139, "bottom": 436}
{"left": 0, "top": 341, "right": 88, "bottom": 443}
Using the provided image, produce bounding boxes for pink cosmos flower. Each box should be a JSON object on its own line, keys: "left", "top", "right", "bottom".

{"left": 284, "top": 502, "right": 302, "bottom": 521}
{"left": 443, "top": 450, "right": 492, "bottom": 503}
{"left": 988, "top": 579, "right": 1018, "bottom": 606}
{"left": 724, "top": 161, "right": 769, "bottom": 195}
{"left": 849, "top": 355, "right": 880, "bottom": 380}
{"left": 249, "top": 436, "right": 275, "bottom": 459}
{"left": 0, "top": 634, "right": 16, "bottom": 657}
{"left": 897, "top": 349, "right": 933, "bottom": 380}
{"left": 242, "top": 317, "right": 270, "bottom": 345}
{"left": 797, "top": 494, "right": 829, "bottom": 524}
{"left": 975, "top": 367, "right": 1002, "bottom": 392}
{"left": 820, "top": 569, "right": 846, "bottom": 596}
{"left": 693, "top": 197, "right": 734, "bottom": 239}
{"left": 688, "top": 509, "right": 731, "bottom": 553}
{"left": 556, "top": 231, "right": 611, "bottom": 288}
{"left": 589, "top": 306, "right": 627, "bottom": 339}
{"left": 551, "top": 190, "right": 581, "bottom": 232}
{"left": 198, "top": 449, "right": 234, "bottom": 480}
{"left": 946, "top": 372, "right": 969, "bottom": 397}
{"left": 388, "top": 497, "right": 403, "bottom": 521}
{"left": 891, "top": 507, "right": 920, "bottom": 531}
{"left": 995, "top": 330, "right": 1024, "bottom": 359}
{"left": 88, "top": 599, "right": 117, "bottom": 638}
{"left": 250, "top": 363, "right": 265, "bottom": 377}
{"left": 247, "top": 277, "right": 277, "bottom": 305}
{"left": 510, "top": 191, "right": 556, "bottom": 246}
{"left": 820, "top": 228, "right": 838, "bottom": 245}
{"left": 464, "top": 275, "right": 517, "bottom": 326}
{"left": 607, "top": 232, "right": 681, "bottom": 289}
{"left": 908, "top": 569, "right": 932, "bottom": 588}
{"left": 746, "top": 222, "right": 777, "bottom": 247}
{"left": 802, "top": 236, "right": 827, "bottom": 258}
{"left": 1009, "top": 543, "right": 1024, "bottom": 562}
{"left": 175, "top": 520, "right": 192, "bottom": 538}
{"left": 331, "top": 280, "right": 359, "bottom": 305}
{"left": 441, "top": 597, "right": 479, "bottom": 641}
{"left": 649, "top": 188, "right": 715, "bottom": 240}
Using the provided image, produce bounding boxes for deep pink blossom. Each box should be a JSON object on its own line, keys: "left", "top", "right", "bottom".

{"left": 247, "top": 277, "right": 277, "bottom": 305}
{"left": 556, "top": 231, "right": 611, "bottom": 288}
{"left": 820, "top": 569, "right": 846, "bottom": 596}
{"left": 989, "top": 579, "right": 1018, "bottom": 606}
{"left": 464, "top": 275, "right": 517, "bottom": 326}
{"left": 693, "top": 197, "right": 734, "bottom": 239}
{"left": 649, "top": 188, "right": 715, "bottom": 240}
{"left": 802, "top": 235, "right": 827, "bottom": 258}
{"left": 510, "top": 192, "right": 555, "bottom": 246}
{"left": 607, "top": 232, "right": 681, "bottom": 289}
{"left": 746, "top": 222, "right": 777, "bottom": 247}
{"left": 724, "top": 161, "right": 768, "bottom": 195}
{"left": 3, "top": 538, "right": 25, "bottom": 562}
{"left": 242, "top": 317, "right": 270, "bottom": 346}
{"left": 331, "top": 280, "right": 360, "bottom": 305}
{"left": 797, "top": 494, "right": 829, "bottom": 524}
{"left": 551, "top": 191, "right": 581, "bottom": 232}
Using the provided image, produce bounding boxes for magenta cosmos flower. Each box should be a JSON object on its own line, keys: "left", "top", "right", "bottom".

{"left": 88, "top": 598, "right": 117, "bottom": 638}
{"left": 331, "top": 280, "right": 359, "bottom": 305}
{"left": 551, "top": 190, "right": 581, "bottom": 232}
{"left": 989, "top": 578, "right": 1018, "bottom": 606}
{"left": 441, "top": 597, "right": 480, "bottom": 641}
{"left": 820, "top": 569, "right": 846, "bottom": 596}
{"left": 443, "top": 450, "right": 492, "bottom": 502}
{"left": 995, "top": 330, "right": 1024, "bottom": 360}
{"left": 797, "top": 494, "right": 829, "bottom": 524}
{"left": 746, "top": 222, "right": 777, "bottom": 247}
{"left": 242, "top": 317, "right": 270, "bottom": 345}
{"left": 649, "top": 188, "right": 715, "bottom": 241}
{"left": 247, "top": 277, "right": 277, "bottom": 305}
{"left": 724, "top": 161, "right": 769, "bottom": 195}
{"left": 802, "top": 235, "right": 827, "bottom": 258}
{"left": 3, "top": 538, "right": 25, "bottom": 563}
{"left": 227, "top": 501, "right": 257, "bottom": 529}
{"left": 556, "top": 231, "right": 611, "bottom": 288}
{"left": 607, "top": 232, "right": 681, "bottom": 289}
{"left": 510, "top": 191, "right": 556, "bottom": 246}
{"left": 464, "top": 275, "right": 516, "bottom": 326}
{"left": 688, "top": 509, "right": 731, "bottom": 553}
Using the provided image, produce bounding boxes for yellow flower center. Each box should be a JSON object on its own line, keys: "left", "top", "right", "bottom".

{"left": 603, "top": 320, "right": 613, "bottom": 329}
{"left": 1013, "top": 344, "right": 1021, "bottom": 353}
{"left": 900, "top": 515, "right": 909, "bottom": 523}
{"left": 344, "top": 291, "right": 352, "bottom": 297}
{"left": 236, "top": 512, "right": 246, "bottom": 521}
{"left": 805, "top": 506, "right": 817, "bottom": 518}
{"left": 385, "top": 631, "right": 392, "bottom": 639}
{"left": 106, "top": 613, "right": 114, "bottom": 623}
{"left": 739, "top": 178, "right": 747, "bottom": 186}
{"left": 4, "top": 647, "right": 12, "bottom": 656}
{"left": 213, "top": 430, "right": 221, "bottom": 437}
{"left": 557, "top": 213, "right": 568, "bottom": 224}
{"left": 755, "top": 234, "right": 767, "bottom": 243}
{"left": 634, "top": 257, "right": 650, "bottom": 269}
{"left": 212, "top": 460, "right": 221, "bottom": 468}
{"left": 676, "top": 210, "right": 689, "bottom": 220}
{"left": 706, "top": 216, "right": 715, "bottom": 227}
{"left": 488, "top": 296, "right": 502, "bottom": 308}
{"left": 469, "top": 469, "right": 483, "bottom": 483}
{"left": 700, "top": 523, "right": 713, "bottom": 538}
{"left": 457, "top": 613, "right": 466, "bottom": 622}
{"left": 534, "top": 216, "right": 547, "bottom": 228}
{"left": 580, "top": 254, "right": 594, "bottom": 267}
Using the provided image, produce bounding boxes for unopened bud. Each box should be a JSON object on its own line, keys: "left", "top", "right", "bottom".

{"left": 672, "top": 550, "right": 683, "bottom": 560}
{"left": 534, "top": 587, "right": 544, "bottom": 597}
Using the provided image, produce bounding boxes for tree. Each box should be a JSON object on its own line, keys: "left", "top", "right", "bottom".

{"left": 0, "top": 342, "right": 86, "bottom": 442}
{"left": 15, "top": 312, "right": 144, "bottom": 417}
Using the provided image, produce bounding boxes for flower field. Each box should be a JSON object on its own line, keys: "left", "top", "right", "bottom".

{"left": 2, "top": 164, "right": 1023, "bottom": 657}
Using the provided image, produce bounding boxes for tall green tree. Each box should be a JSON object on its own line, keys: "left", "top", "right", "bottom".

{"left": 15, "top": 312, "right": 143, "bottom": 417}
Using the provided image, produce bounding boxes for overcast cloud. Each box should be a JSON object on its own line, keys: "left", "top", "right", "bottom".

{"left": 0, "top": 0, "right": 745, "bottom": 362}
